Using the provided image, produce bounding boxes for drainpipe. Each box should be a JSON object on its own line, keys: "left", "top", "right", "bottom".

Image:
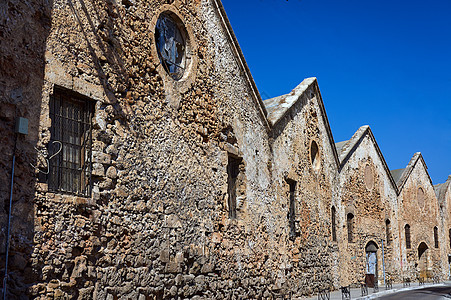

{"left": 3, "top": 133, "right": 17, "bottom": 300}
{"left": 382, "top": 239, "right": 386, "bottom": 287}
{"left": 3, "top": 117, "right": 27, "bottom": 300}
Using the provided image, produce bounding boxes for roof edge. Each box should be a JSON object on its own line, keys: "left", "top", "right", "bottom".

{"left": 337, "top": 125, "right": 399, "bottom": 194}
{"left": 211, "top": 0, "right": 270, "bottom": 130}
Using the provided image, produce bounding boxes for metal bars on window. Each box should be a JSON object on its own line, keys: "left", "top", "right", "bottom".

{"left": 49, "top": 89, "right": 93, "bottom": 196}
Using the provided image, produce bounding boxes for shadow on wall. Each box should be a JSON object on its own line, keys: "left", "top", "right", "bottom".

{"left": 0, "top": 0, "right": 53, "bottom": 298}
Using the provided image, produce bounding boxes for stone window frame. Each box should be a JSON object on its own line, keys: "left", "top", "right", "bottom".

{"left": 331, "top": 206, "right": 337, "bottom": 242}
{"left": 347, "top": 213, "right": 354, "bottom": 243}
{"left": 150, "top": 5, "right": 197, "bottom": 93}
{"left": 385, "top": 219, "right": 391, "bottom": 246}
{"left": 286, "top": 178, "right": 297, "bottom": 241}
{"left": 155, "top": 12, "right": 188, "bottom": 80}
{"left": 48, "top": 87, "right": 94, "bottom": 197}
{"left": 405, "top": 224, "right": 411, "bottom": 249}
{"left": 310, "top": 140, "right": 320, "bottom": 171}
{"left": 226, "top": 154, "right": 244, "bottom": 219}
{"left": 434, "top": 226, "right": 439, "bottom": 248}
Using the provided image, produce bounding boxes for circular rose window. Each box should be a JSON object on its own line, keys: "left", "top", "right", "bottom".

{"left": 155, "top": 12, "right": 188, "bottom": 80}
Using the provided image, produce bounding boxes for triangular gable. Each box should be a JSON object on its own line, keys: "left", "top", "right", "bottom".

{"left": 335, "top": 125, "right": 398, "bottom": 193}
{"left": 212, "top": 0, "right": 270, "bottom": 129}
{"left": 434, "top": 175, "right": 451, "bottom": 203}
{"left": 263, "top": 77, "right": 340, "bottom": 168}
{"left": 393, "top": 152, "right": 434, "bottom": 193}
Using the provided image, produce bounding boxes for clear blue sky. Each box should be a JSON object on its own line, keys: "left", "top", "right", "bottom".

{"left": 222, "top": 0, "right": 451, "bottom": 184}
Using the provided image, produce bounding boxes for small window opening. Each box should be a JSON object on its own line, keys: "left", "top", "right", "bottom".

{"left": 405, "top": 224, "right": 411, "bottom": 249}
{"left": 49, "top": 88, "right": 93, "bottom": 196}
{"left": 347, "top": 213, "right": 354, "bottom": 243}
{"left": 449, "top": 229, "right": 451, "bottom": 249}
{"left": 310, "top": 140, "right": 320, "bottom": 170}
{"left": 331, "top": 206, "right": 337, "bottom": 242}
{"left": 227, "top": 155, "right": 242, "bottom": 219}
{"left": 155, "top": 12, "right": 187, "bottom": 80}
{"left": 385, "top": 219, "right": 391, "bottom": 246}
{"left": 434, "top": 226, "right": 439, "bottom": 248}
{"left": 287, "top": 179, "right": 297, "bottom": 240}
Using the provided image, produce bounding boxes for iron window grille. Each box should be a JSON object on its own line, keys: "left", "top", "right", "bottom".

{"left": 48, "top": 88, "right": 93, "bottom": 197}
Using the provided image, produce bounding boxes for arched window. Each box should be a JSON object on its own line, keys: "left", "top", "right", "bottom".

{"left": 331, "top": 206, "right": 337, "bottom": 242}
{"left": 347, "top": 213, "right": 354, "bottom": 243}
{"left": 434, "top": 226, "right": 439, "bottom": 248}
{"left": 310, "top": 141, "right": 320, "bottom": 170}
{"left": 405, "top": 224, "right": 411, "bottom": 249}
{"left": 385, "top": 219, "right": 391, "bottom": 245}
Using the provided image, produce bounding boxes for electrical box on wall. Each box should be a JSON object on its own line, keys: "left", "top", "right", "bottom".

{"left": 15, "top": 117, "right": 28, "bottom": 135}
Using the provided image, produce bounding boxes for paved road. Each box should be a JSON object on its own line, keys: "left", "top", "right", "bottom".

{"left": 377, "top": 286, "right": 451, "bottom": 299}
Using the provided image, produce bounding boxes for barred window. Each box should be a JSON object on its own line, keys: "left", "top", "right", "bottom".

{"left": 48, "top": 88, "right": 93, "bottom": 196}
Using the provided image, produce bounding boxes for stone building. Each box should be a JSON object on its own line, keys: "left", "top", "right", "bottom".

{"left": 335, "top": 126, "right": 401, "bottom": 287}
{"left": 391, "top": 153, "right": 443, "bottom": 281}
{"left": 0, "top": 0, "right": 450, "bottom": 299}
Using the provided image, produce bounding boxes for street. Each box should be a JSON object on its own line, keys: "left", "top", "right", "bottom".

{"left": 377, "top": 285, "right": 451, "bottom": 299}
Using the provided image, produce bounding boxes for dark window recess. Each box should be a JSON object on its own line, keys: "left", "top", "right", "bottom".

{"left": 155, "top": 13, "right": 186, "bottom": 80}
{"left": 331, "top": 206, "right": 337, "bottom": 242}
{"left": 227, "top": 156, "right": 242, "bottom": 219}
{"left": 449, "top": 229, "right": 451, "bottom": 249}
{"left": 287, "top": 179, "right": 297, "bottom": 240}
{"left": 405, "top": 224, "right": 411, "bottom": 249}
{"left": 434, "top": 226, "right": 439, "bottom": 248}
{"left": 347, "top": 213, "right": 354, "bottom": 243}
{"left": 386, "top": 219, "right": 391, "bottom": 245}
{"left": 48, "top": 89, "right": 93, "bottom": 196}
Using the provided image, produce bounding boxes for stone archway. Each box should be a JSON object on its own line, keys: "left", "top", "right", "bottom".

{"left": 418, "top": 242, "right": 429, "bottom": 279}
{"left": 365, "top": 241, "right": 378, "bottom": 287}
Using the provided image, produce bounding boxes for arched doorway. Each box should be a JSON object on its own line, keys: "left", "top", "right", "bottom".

{"left": 365, "top": 241, "right": 378, "bottom": 287}
{"left": 418, "top": 242, "right": 429, "bottom": 279}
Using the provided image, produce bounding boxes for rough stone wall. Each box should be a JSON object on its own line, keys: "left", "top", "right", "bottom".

{"left": 437, "top": 177, "right": 451, "bottom": 279}
{"left": 0, "top": 0, "right": 52, "bottom": 298}
{"left": 1, "top": 0, "right": 451, "bottom": 298}
{"left": 23, "top": 0, "right": 299, "bottom": 298}
{"left": 398, "top": 161, "right": 441, "bottom": 281}
{"left": 270, "top": 83, "right": 340, "bottom": 294}
{"left": 337, "top": 134, "right": 400, "bottom": 286}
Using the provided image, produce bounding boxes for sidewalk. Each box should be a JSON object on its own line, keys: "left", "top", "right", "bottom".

{"left": 302, "top": 281, "right": 451, "bottom": 300}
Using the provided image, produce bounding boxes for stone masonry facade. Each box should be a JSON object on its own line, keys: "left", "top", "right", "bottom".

{"left": 0, "top": 0, "right": 450, "bottom": 299}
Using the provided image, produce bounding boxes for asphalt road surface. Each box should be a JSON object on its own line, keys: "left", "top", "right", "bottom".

{"left": 378, "top": 286, "right": 451, "bottom": 299}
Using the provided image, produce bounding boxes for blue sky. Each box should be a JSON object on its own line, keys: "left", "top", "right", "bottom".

{"left": 222, "top": 0, "right": 451, "bottom": 184}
